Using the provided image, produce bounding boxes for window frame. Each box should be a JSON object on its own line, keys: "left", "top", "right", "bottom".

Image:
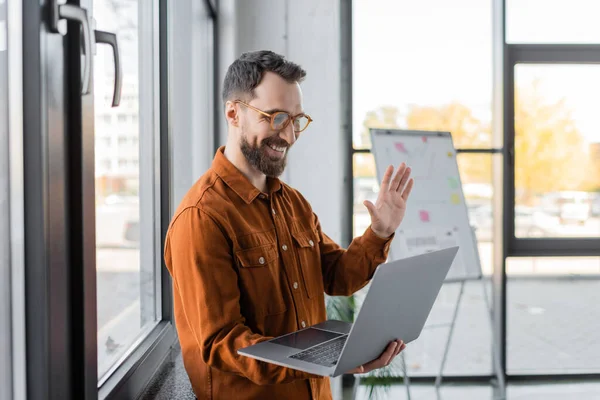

{"left": 505, "top": 44, "right": 600, "bottom": 257}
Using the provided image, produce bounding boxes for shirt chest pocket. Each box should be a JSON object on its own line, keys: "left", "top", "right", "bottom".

{"left": 235, "top": 243, "right": 287, "bottom": 317}
{"left": 291, "top": 229, "right": 323, "bottom": 299}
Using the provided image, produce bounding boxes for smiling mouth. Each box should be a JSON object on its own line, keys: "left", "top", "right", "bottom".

{"left": 268, "top": 144, "right": 287, "bottom": 153}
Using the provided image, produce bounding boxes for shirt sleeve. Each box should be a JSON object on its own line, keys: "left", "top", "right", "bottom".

{"left": 165, "top": 206, "right": 320, "bottom": 385}
{"left": 315, "top": 212, "right": 394, "bottom": 296}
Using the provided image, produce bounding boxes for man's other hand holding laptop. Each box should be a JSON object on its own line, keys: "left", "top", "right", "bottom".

{"left": 346, "top": 339, "right": 407, "bottom": 374}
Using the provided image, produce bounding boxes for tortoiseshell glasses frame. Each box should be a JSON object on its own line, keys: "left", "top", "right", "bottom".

{"left": 234, "top": 100, "right": 313, "bottom": 133}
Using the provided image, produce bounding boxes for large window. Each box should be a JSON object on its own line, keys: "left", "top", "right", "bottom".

{"left": 352, "top": 0, "right": 600, "bottom": 385}
{"left": 93, "top": 0, "right": 161, "bottom": 382}
{"left": 352, "top": 0, "right": 495, "bottom": 377}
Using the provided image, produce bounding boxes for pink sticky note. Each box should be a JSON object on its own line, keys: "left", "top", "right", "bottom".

{"left": 394, "top": 142, "right": 407, "bottom": 153}
{"left": 419, "top": 210, "right": 430, "bottom": 222}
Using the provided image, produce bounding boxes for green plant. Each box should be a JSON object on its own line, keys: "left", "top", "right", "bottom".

{"left": 358, "top": 357, "right": 407, "bottom": 399}
{"left": 325, "top": 295, "right": 355, "bottom": 323}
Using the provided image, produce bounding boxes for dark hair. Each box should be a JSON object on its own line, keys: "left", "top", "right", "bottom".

{"left": 222, "top": 50, "right": 306, "bottom": 103}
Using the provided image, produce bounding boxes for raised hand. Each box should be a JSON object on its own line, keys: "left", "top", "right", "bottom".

{"left": 363, "top": 163, "right": 414, "bottom": 238}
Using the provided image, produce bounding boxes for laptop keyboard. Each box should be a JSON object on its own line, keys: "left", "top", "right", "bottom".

{"left": 289, "top": 335, "right": 347, "bottom": 367}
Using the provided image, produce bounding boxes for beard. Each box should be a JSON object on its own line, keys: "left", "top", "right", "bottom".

{"left": 240, "top": 130, "right": 290, "bottom": 177}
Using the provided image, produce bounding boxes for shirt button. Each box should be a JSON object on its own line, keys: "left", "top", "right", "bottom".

{"left": 309, "top": 239, "right": 314, "bottom": 247}
{"left": 301, "top": 321, "right": 306, "bottom": 328}
{"left": 293, "top": 282, "right": 298, "bottom": 289}
{"left": 259, "top": 194, "right": 266, "bottom": 199}
{"left": 258, "top": 257, "right": 265, "bottom": 265}
{"left": 282, "top": 244, "right": 288, "bottom": 251}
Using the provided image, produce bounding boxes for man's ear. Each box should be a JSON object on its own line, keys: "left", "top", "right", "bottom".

{"left": 225, "top": 101, "right": 239, "bottom": 127}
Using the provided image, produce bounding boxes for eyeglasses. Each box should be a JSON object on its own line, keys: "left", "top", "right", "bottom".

{"left": 234, "top": 100, "right": 313, "bottom": 133}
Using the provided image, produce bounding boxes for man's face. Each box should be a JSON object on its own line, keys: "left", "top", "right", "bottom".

{"left": 236, "top": 72, "right": 304, "bottom": 177}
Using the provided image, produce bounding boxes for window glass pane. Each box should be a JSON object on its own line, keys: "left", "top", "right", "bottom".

{"left": 458, "top": 153, "right": 494, "bottom": 274}
{"left": 352, "top": 152, "right": 495, "bottom": 376}
{"left": 507, "top": 256, "right": 600, "bottom": 374}
{"left": 514, "top": 64, "right": 600, "bottom": 239}
{"left": 353, "top": 0, "right": 492, "bottom": 149}
{"left": 0, "top": 0, "right": 11, "bottom": 395}
{"left": 352, "top": 153, "right": 378, "bottom": 238}
{"left": 507, "top": 0, "right": 600, "bottom": 44}
{"left": 94, "top": 0, "right": 158, "bottom": 380}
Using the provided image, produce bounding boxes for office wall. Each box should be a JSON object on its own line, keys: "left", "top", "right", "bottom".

{"left": 169, "top": 0, "right": 215, "bottom": 210}
{"left": 218, "top": 0, "right": 346, "bottom": 244}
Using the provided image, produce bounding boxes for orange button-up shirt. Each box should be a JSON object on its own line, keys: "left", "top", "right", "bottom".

{"left": 164, "top": 147, "right": 393, "bottom": 399}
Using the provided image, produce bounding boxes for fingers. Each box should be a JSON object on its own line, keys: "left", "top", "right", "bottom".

{"left": 388, "top": 163, "right": 412, "bottom": 192}
{"left": 401, "top": 178, "right": 414, "bottom": 200}
{"left": 392, "top": 340, "right": 406, "bottom": 358}
{"left": 378, "top": 341, "right": 398, "bottom": 368}
{"left": 346, "top": 365, "right": 365, "bottom": 374}
{"left": 376, "top": 340, "right": 405, "bottom": 368}
{"left": 389, "top": 163, "right": 406, "bottom": 192}
{"left": 395, "top": 165, "right": 412, "bottom": 192}
{"left": 383, "top": 341, "right": 398, "bottom": 366}
{"left": 381, "top": 164, "right": 413, "bottom": 195}
{"left": 379, "top": 165, "right": 394, "bottom": 192}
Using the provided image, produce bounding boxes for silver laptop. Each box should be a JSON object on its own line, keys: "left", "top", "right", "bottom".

{"left": 237, "top": 246, "right": 459, "bottom": 377}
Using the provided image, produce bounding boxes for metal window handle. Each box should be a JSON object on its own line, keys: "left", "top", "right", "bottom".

{"left": 49, "top": 3, "right": 93, "bottom": 95}
{"left": 94, "top": 30, "right": 122, "bottom": 107}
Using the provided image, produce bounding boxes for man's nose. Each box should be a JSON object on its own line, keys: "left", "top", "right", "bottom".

{"left": 278, "top": 121, "right": 297, "bottom": 146}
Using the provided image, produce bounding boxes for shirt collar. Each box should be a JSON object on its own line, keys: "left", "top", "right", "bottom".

{"left": 212, "top": 146, "right": 282, "bottom": 204}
